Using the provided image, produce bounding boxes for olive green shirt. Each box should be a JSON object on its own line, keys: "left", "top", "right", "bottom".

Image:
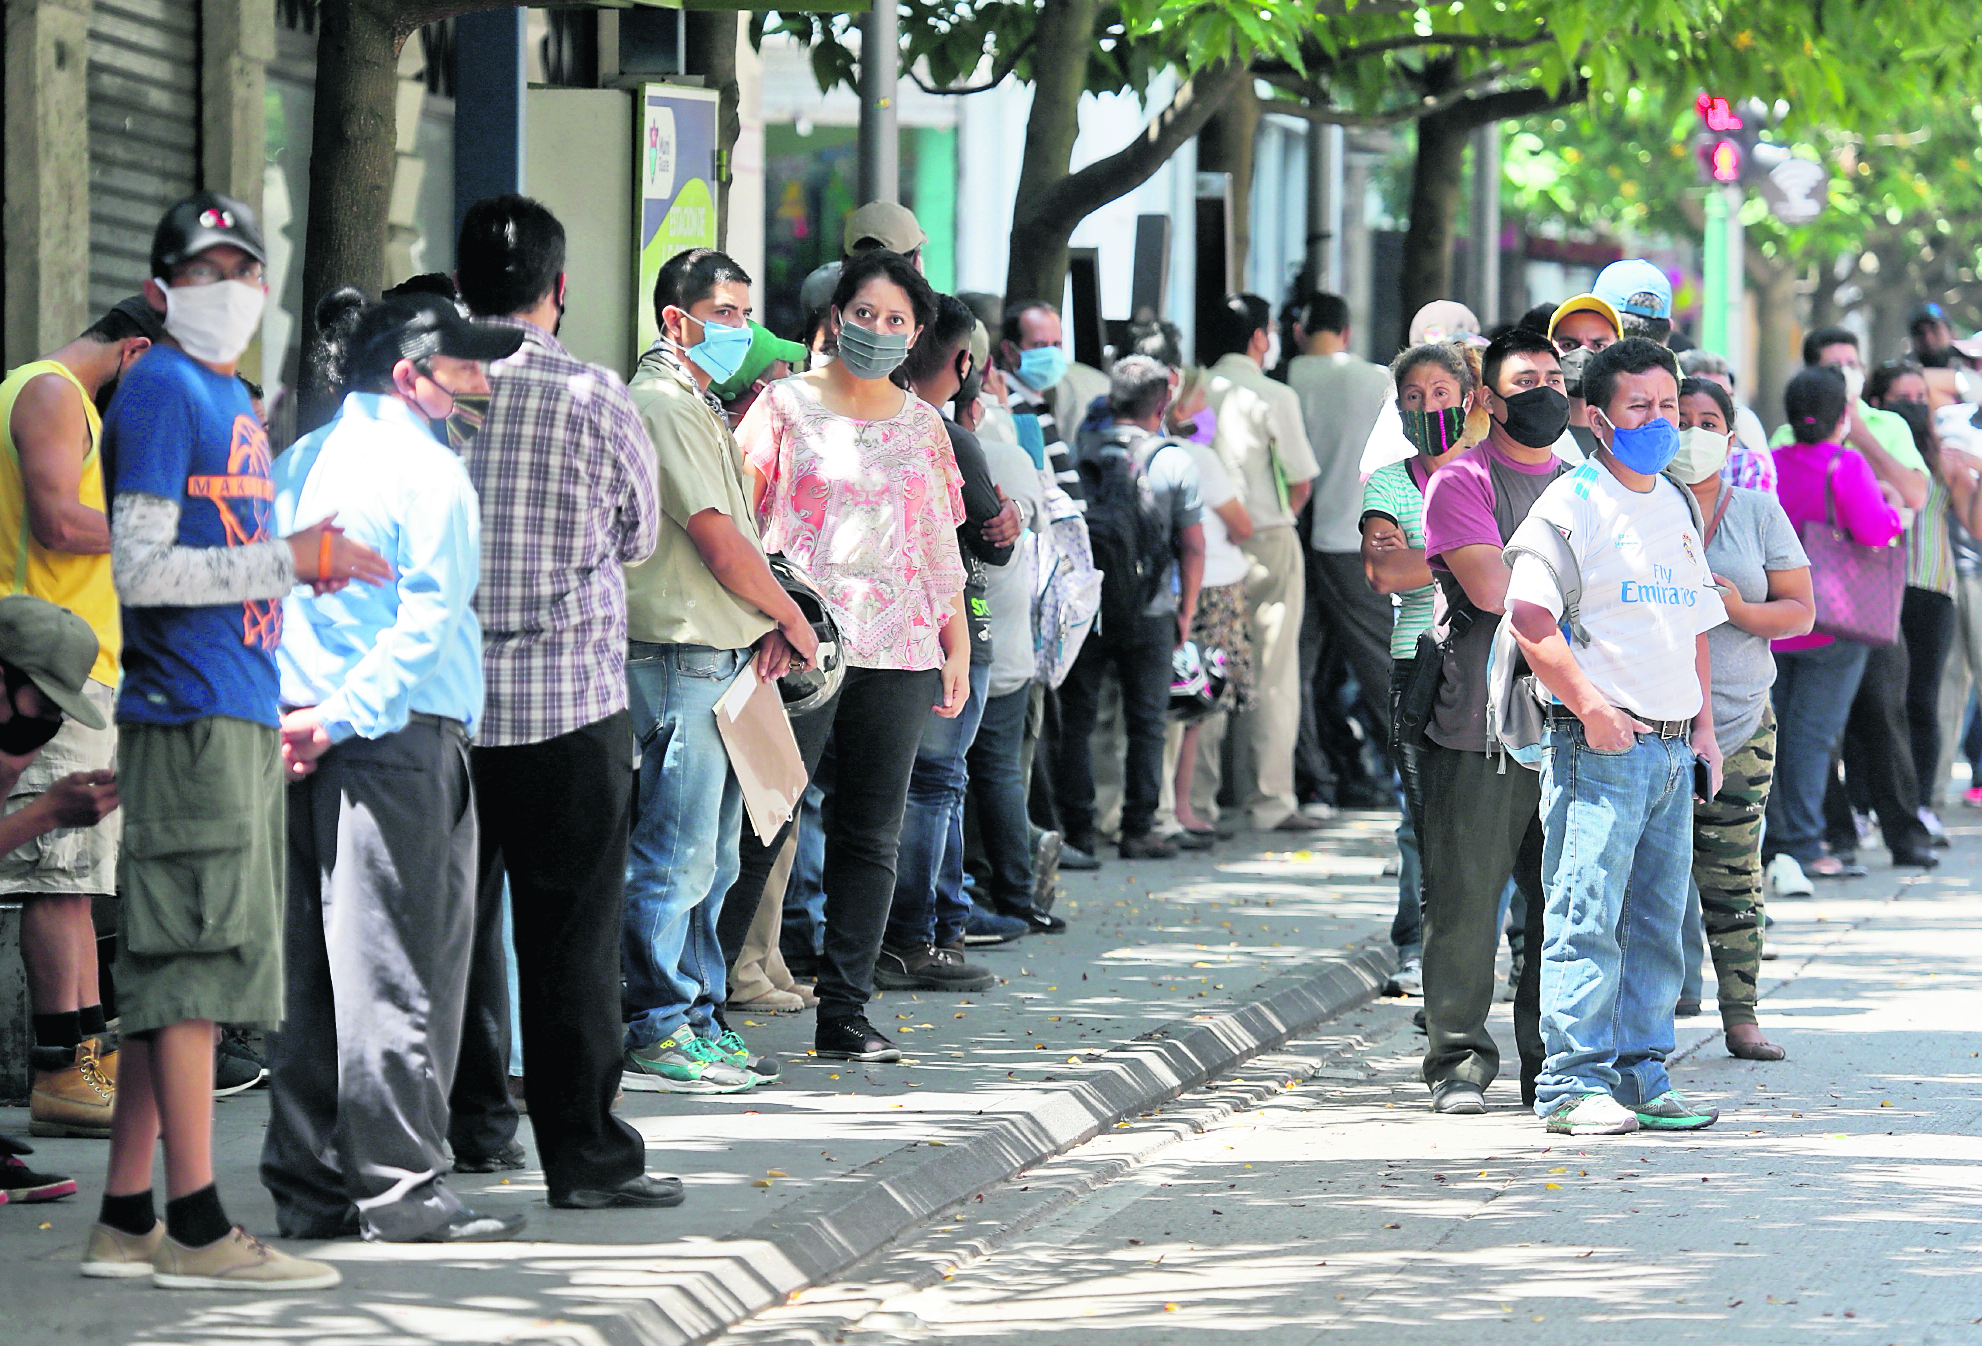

{"left": 623, "top": 348, "right": 777, "bottom": 651}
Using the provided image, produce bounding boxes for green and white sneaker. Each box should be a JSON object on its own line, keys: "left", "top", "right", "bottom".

{"left": 1543, "top": 1092, "right": 1641, "bottom": 1135}
{"left": 713, "top": 1030, "right": 780, "bottom": 1085}
{"left": 1630, "top": 1090, "right": 1719, "bottom": 1131}
{"left": 622, "top": 1030, "right": 754, "bottom": 1094}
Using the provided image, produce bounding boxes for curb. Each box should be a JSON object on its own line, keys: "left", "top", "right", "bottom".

{"left": 618, "top": 939, "right": 1394, "bottom": 1346}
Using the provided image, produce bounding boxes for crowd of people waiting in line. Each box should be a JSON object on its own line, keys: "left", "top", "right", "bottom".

{"left": 0, "top": 187, "right": 1973, "bottom": 1289}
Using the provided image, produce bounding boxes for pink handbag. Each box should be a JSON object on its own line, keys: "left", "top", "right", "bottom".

{"left": 1798, "top": 452, "right": 1904, "bottom": 646}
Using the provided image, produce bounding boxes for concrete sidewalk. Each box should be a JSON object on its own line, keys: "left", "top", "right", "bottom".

{"left": 2, "top": 813, "right": 1405, "bottom": 1346}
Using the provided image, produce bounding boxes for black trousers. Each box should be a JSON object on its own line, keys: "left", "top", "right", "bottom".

{"left": 1824, "top": 632, "right": 1931, "bottom": 857}
{"left": 1901, "top": 586, "right": 1958, "bottom": 808}
{"left": 1053, "top": 613, "right": 1173, "bottom": 843}
{"left": 448, "top": 712, "right": 646, "bottom": 1197}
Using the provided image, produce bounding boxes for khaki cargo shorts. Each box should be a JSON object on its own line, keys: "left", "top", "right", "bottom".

{"left": 0, "top": 680, "right": 119, "bottom": 897}
{"left": 113, "top": 716, "right": 284, "bottom": 1035}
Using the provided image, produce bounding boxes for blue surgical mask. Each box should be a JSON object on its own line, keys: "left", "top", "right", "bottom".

{"left": 1605, "top": 416, "right": 1681, "bottom": 475}
{"left": 1017, "top": 345, "right": 1069, "bottom": 391}
{"left": 681, "top": 314, "right": 754, "bottom": 385}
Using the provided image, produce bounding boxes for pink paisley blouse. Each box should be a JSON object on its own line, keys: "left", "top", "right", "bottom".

{"left": 739, "top": 377, "right": 966, "bottom": 671}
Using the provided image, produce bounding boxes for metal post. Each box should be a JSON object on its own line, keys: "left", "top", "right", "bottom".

{"left": 454, "top": 8, "right": 527, "bottom": 238}
{"left": 1468, "top": 123, "right": 1501, "bottom": 325}
{"left": 1701, "top": 186, "right": 1728, "bottom": 357}
{"left": 856, "top": 3, "right": 899, "bottom": 203}
{"left": 1305, "top": 122, "right": 1341, "bottom": 295}
{"left": 1724, "top": 183, "right": 1747, "bottom": 387}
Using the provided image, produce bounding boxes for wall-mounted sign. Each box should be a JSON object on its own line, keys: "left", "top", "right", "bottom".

{"left": 637, "top": 84, "right": 721, "bottom": 353}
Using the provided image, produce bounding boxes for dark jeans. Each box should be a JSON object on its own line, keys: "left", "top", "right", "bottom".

{"left": 449, "top": 712, "right": 645, "bottom": 1197}
{"left": 1054, "top": 613, "right": 1173, "bottom": 843}
{"left": 1387, "top": 658, "right": 1426, "bottom": 958}
{"left": 263, "top": 718, "right": 476, "bottom": 1241}
{"left": 1765, "top": 640, "right": 1871, "bottom": 865}
{"left": 966, "top": 685, "right": 1036, "bottom": 911}
{"left": 1902, "top": 586, "right": 1958, "bottom": 811}
{"left": 1823, "top": 633, "right": 1930, "bottom": 857}
{"left": 1418, "top": 741, "right": 1545, "bottom": 1100}
{"left": 1298, "top": 549, "right": 1399, "bottom": 801}
{"left": 887, "top": 662, "right": 991, "bottom": 951}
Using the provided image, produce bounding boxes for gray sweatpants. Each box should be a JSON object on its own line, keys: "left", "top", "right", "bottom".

{"left": 260, "top": 716, "right": 478, "bottom": 1241}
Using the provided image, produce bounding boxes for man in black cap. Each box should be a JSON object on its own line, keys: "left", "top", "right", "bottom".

{"left": 259, "top": 289, "right": 531, "bottom": 1243}
{"left": 0, "top": 295, "right": 162, "bottom": 1141}
{"left": 89, "top": 191, "right": 389, "bottom": 1290}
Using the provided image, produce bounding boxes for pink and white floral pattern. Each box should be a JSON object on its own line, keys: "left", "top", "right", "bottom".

{"left": 739, "top": 378, "right": 966, "bottom": 671}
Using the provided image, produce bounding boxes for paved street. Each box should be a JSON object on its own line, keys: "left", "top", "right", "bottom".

{"left": 730, "top": 839, "right": 1982, "bottom": 1345}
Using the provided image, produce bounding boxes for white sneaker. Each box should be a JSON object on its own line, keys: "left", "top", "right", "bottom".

{"left": 1766, "top": 853, "right": 1814, "bottom": 898}
{"left": 1389, "top": 957, "right": 1422, "bottom": 997}
{"left": 1919, "top": 807, "right": 1949, "bottom": 843}
{"left": 1544, "top": 1092, "right": 1640, "bottom": 1135}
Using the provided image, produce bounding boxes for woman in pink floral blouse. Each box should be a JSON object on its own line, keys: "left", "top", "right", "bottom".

{"left": 736, "top": 249, "right": 968, "bottom": 1064}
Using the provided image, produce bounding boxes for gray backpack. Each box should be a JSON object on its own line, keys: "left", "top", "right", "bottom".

{"left": 1485, "top": 470, "right": 1706, "bottom": 769}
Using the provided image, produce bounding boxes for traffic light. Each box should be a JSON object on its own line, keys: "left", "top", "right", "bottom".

{"left": 1693, "top": 93, "right": 1752, "bottom": 185}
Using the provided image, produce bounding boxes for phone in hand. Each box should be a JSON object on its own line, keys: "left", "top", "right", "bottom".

{"left": 1693, "top": 759, "right": 1713, "bottom": 800}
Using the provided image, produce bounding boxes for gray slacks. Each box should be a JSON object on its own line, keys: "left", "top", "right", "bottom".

{"left": 261, "top": 717, "right": 478, "bottom": 1241}
{"left": 1417, "top": 741, "right": 1546, "bottom": 1098}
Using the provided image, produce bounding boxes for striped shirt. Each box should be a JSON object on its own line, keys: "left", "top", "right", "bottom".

{"left": 1007, "top": 376, "right": 1084, "bottom": 506}
{"left": 458, "top": 321, "right": 659, "bottom": 746}
{"left": 1908, "top": 471, "right": 1957, "bottom": 595}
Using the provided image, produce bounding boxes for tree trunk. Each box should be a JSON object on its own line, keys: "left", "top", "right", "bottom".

{"left": 1750, "top": 260, "right": 1798, "bottom": 437}
{"left": 298, "top": 0, "right": 401, "bottom": 430}
{"left": 1002, "top": 0, "right": 1104, "bottom": 305}
{"left": 686, "top": 12, "right": 741, "bottom": 251}
{"left": 1399, "top": 101, "right": 1471, "bottom": 324}
{"left": 1197, "top": 80, "right": 1261, "bottom": 292}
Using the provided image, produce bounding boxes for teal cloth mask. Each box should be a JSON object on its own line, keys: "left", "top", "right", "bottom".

{"left": 1017, "top": 345, "right": 1069, "bottom": 391}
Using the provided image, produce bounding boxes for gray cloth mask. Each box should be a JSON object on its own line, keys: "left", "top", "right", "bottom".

{"left": 835, "top": 312, "right": 910, "bottom": 381}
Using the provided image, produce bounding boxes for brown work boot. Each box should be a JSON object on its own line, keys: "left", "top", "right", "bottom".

{"left": 31, "top": 1040, "right": 115, "bottom": 1139}
{"left": 151, "top": 1227, "right": 342, "bottom": 1291}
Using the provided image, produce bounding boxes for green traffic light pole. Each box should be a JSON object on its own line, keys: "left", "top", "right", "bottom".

{"left": 1702, "top": 186, "right": 1729, "bottom": 356}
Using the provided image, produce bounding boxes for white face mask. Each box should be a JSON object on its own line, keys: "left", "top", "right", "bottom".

{"left": 1669, "top": 426, "right": 1732, "bottom": 485}
{"left": 163, "top": 280, "right": 266, "bottom": 364}
{"left": 1262, "top": 330, "right": 1282, "bottom": 370}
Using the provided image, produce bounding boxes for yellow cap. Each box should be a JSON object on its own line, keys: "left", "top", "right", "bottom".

{"left": 1548, "top": 293, "right": 1622, "bottom": 340}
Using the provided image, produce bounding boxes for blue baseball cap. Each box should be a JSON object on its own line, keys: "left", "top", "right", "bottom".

{"left": 1593, "top": 259, "right": 1673, "bottom": 322}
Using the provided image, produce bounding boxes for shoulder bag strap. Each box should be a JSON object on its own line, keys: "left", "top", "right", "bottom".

{"left": 1702, "top": 481, "right": 1734, "bottom": 548}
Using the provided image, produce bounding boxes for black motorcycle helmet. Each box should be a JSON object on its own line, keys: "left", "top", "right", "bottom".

{"left": 767, "top": 555, "right": 843, "bottom": 717}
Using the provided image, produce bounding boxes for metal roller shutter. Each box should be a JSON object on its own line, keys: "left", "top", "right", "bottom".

{"left": 88, "top": 0, "right": 201, "bottom": 314}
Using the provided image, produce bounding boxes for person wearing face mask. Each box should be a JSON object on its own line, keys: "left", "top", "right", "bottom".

{"left": 611, "top": 249, "right": 819, "bottom": 1100}
{"left": 1546, "top": 292, "right": 1622, "bottom": 464}
{"left": 1199, "top": 293, "right": 1322, "bottom": 834}
{"left": 94, "top": 192, "right": 393, "bottom": 1290}
{"left": 997, "top": 301, "right": 1085, "bottom": 509}
{"left": 1360, "top": 341, "right": 1487, "bottom": 999}
{"left": 1671, "top": 377, "right": 1814, "bottom": 1062}
{"left": 1771, "top": 327, "right": 1930, "bottom": 512}
{"left": 0, "top": 596, "right": 123, "bottom": 1208}
{"left": 0, "top": 295, "right": 162, "bottom": 1142}
{"left": 259, "top": 288, "right": 526, "bottom": 1244}
{"left": 1505, "top": 338, "right": 1728, "bottom": 1136}
{"left": 1415, "top": 327, "right": 1571, "bottom": 1116}
{"left": 738, "top": 248, "right": 970, "bottom": 1064}
{"left": 446, "top": 194, "right": 673, "bottom": 1214}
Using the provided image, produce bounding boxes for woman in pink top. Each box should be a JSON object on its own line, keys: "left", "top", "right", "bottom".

{"left": 736, "top": 249, "right": 968, "bottom": 1064}
{"left": 1763, "top": 366, "right": 1905, "bottom": 887}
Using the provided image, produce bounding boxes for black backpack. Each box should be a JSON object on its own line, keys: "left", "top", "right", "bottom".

{"left": 1078, "top": 429, "right": 1177, "bottom": 637}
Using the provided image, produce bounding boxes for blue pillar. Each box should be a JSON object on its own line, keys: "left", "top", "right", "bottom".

{"left": 453, "top": 8, "right": 527, "bottom": 238}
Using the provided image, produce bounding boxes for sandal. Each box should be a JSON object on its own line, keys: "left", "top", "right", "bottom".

{"left": 1806, "top": 855, "right": 1866, "bottom": 878}
{"left": 1725, "top": 1028, "right": 1786, "bottom": 1062}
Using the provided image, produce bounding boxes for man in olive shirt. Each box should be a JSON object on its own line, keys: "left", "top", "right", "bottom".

{"left": 619, "top": 249, "right": 818, "bottom": 1095}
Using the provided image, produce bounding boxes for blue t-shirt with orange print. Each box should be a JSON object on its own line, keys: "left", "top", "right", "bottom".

{"left": 103, "top": 346, "right": 281, "bottom": 728}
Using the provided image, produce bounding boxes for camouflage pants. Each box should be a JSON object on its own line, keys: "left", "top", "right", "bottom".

{"left": 1692, "top": 711, "right": 1775, "bottom": 1029}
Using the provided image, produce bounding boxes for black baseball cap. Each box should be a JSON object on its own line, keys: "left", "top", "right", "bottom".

{"left": 1910, "top": 302, "right": 1948, "bottom": 332}
{"left": 106, "top": 295, "right": 169, "bottom": 344}
{"left": 353, "top": 293, "right": 525, "bottom": 371}
{"left": 151, "top": 191, "right": 267, "bottom": 277}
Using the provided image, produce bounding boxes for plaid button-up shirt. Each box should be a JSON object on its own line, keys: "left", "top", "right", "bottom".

{"left": 460, "top": 321, "right": 658, "bottom": 746}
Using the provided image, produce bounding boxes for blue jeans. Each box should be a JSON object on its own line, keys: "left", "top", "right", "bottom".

{"left": 887, "top": 662, "right": 990, "bottom": 950}
{"left": 1535, "top": 723, "right": 1696, "bottom": 1112}
{"left": 968, "top": 686, "right": 1037, "bottom": 911}
{"left": 780, "top": 782, "right": 828, "bottom": 962}
{"left": 1765, "top": 640, "right": 1872, "bottom": 865}
{"left": 621, "top": 643, "right": 748, "bottom": 1049}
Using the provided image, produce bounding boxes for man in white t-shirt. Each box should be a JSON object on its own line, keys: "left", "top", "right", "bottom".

{"left": 1505, "top": 338, "right": 1726, "bottom": 1138}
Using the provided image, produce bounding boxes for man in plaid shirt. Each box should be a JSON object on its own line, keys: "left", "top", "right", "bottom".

{"left": 445, "top": 196, "right": 675, "bottom": 1210}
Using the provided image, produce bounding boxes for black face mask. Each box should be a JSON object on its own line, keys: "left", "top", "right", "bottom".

{"left": 1919, "top": 347, "right": 1954, "bottom": 369}
{"left": 1496, "top": 386, "right": 1572, "bottom": 448}
{"left": 0, "top": 671, "right": 62, "bottom": 757}
{"left": 93, "top": 377, "right": 121, "bottom": 418}
{"left": 1557, "top": 346, "right": 1593, "bottom": 400}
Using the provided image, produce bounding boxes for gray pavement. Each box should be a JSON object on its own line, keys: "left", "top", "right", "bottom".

{"left": 721, "top": 831, "right": 1982, "bottom": 1345}
{"left": 1, "top": 813, "right": 1406, "bottom": 1345}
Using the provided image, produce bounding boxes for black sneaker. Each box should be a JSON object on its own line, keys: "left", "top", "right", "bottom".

{"left": 213, "top": 1040, "right": 267, "bottom": 1099}
{"left": 872, "top": 944, "right": 996, "bottom": 992}
{"left": 816, "top": 1014, "right": 902, "bottom": 1063}
{"left": 453, "top": 1140, "right": 527, "bottom": 1174}
{"left": 549, "top": 1173, "right": 685, "bottom": 1210}
{"left": 0, "top": 1133, "right": 76, "bottom": 1202}
{"left": 1120, "top": 833, "right": 1179, "bottom": 860}
{"left": 998, "top": 903, "right": 1068, "bottom": 935}
{"left": 1058, "top": 842, "right": 1102, "bottom": 872}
